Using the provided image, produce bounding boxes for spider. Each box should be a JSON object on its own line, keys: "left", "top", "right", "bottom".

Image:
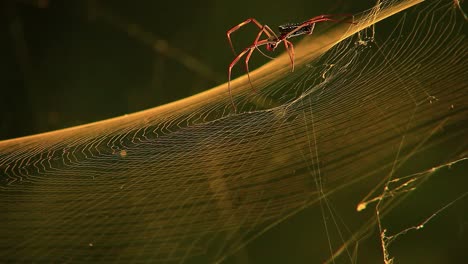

{"left": 226, "top": 14, "right": 354, "bottom": 110}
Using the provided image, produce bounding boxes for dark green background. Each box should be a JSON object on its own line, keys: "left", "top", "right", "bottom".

{"left": 1, "top": 0, "right": 375, "bottom": 140}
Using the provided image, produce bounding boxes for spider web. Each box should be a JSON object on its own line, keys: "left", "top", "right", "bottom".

{"left": 0, "top": 0, "right": 467, "bottom": 263}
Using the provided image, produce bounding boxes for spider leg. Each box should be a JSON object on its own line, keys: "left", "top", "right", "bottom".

{"left": 254, "top": 25, "right": 278, "bottom": 60}
{"left": 244, "top": 48, "right": 256, "bottom": 92}
{"left": 244, "top": 26, "right": 276, "bottom": 92}
{"left": 228, "top": 39, "right": 270, "bottom": 110}
{"left": 228, "top": 47, "right": 252, "bottom": 110}
{"left": 283, "top": 15, "right": 355, "bottom": 40}
{"left": 284, "top": 40, "right": 295, "bottom": 72}
{"left": 254, "top": 46, "right": 276, "bottom": 60}
{"left": 265, "top": 25, "right": 279, "bottom": 41}
{"left": 226, "top": 18, "right": 273, "bottom": 55}
{"left": 306, "top": 23, "right": 316, "bottom": 35}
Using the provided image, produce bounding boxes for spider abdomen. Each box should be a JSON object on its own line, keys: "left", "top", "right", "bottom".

{"left": 278, "top": 23, "right": 314, "bottom": 38}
